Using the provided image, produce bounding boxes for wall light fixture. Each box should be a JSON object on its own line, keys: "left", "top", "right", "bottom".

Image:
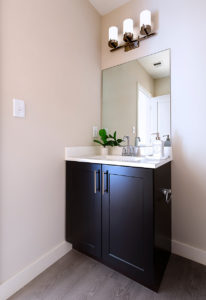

{"left": 108, "top": 10, "right": 156, "bottom": 52}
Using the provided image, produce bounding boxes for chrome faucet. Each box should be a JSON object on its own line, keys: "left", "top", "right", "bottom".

{"left": 133, "top": 137, "right": 141, "bottom": 156}
{"left": 135, "top": 136, "right": 141, "bottom": 147}
{"left": 122, "top": 136, "right": 141, "bottom": 156}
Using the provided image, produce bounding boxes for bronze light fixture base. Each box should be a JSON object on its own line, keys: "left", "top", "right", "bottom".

{"left": 110, "top": 32, "right": 156, "bottom": 52}
{"left": 124, "top": 40, "right": 139, "bottom": 52}
{"left": 108, "top": 39, "right": 118, "bottom": 49}
{"left": 123, "top": 32, "right": 133, "bottom": 42}
{"left": 140, "top": 25, "right": 152, "bottom": 36}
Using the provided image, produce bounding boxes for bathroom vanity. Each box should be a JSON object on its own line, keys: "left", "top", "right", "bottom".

{"left": 65, "top": 150, "right": 171, "bottom": 291}
{"left": 66, "top": 49, "right": 172, "bottom": 291}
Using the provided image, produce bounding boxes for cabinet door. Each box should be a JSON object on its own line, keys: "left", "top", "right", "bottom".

{"left": 66, "top": 162, "right": 102, "bottom": 258}
{"left": 102, "top": 165, "right": 154, "bottom": 285}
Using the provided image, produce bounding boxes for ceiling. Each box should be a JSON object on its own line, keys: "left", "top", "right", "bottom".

{"left": 89, "top": 0, "right": 131, "bottom": 15}
{"left": 138, "top": 50, "right": 170, "bottom": 79}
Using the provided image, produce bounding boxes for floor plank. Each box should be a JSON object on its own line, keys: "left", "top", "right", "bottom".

{"left": 9, "top": 250, "right": 206, "bottom": 300}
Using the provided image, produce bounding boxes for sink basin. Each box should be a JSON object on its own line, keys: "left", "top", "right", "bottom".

{"left": 89, "top": 155, "right": 143, "bottom": 162}
{"left": 88, "top": 155, "right": 170, "bottom": 164}
{"left": 145, "top": 155, "right": 169, "bottom": 161}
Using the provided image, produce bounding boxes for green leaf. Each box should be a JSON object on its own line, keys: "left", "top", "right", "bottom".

{"left": 93, "top": 139, "right": 103, "bottom": 146}
{"left": 117, "top": 139, "right": 123, "bottom": 144}
{"left": 99, "top": 129, "right": 109, "bottom": 144}
{"left": 107, "top": 140, "right": 114, "bottom": 146}
{"left": 99, "top": 129, "right": 107, "bottom": 137}
{"left": 107, "top": 131, "right": 123, "bottom": 146}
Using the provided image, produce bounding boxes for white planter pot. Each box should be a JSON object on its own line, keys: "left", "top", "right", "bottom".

{"left": 100, "top": 147, "right": 108, "bottom": 156}
{"left": 110, "top": 146, "right": 122, "bottom": 156}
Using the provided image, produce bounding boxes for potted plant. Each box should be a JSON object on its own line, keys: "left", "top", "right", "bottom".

{"left": 109, "top": 131, "right": 124, "bottom": 155}
{"left": 93, "top": 129, "right": 112, "bottom": 155}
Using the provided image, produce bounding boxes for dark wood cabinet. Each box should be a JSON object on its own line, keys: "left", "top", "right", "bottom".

{"left": 102, "top": 165, "right": 154, "bottom": 288}
{"left": 66, "top": 161, "right": 171, "bottom": 291}
{"left": 66, "top": 162, "right": 102, "bottom": 258}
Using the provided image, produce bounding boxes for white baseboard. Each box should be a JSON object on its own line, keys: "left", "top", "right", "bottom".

{"left": 172, "top": 239, "right": 206, "bottom": 266}
{"left": 0, "top": 241, "right": 72, "bottom": 300}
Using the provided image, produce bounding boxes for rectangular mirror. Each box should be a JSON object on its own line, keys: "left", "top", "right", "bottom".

{"left": 102, "top": 49, "right": 171, "bottom": 146}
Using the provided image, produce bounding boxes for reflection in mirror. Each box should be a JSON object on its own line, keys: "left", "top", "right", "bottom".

{"left": 102, "top": 49, "right": 171, "bottom": 147}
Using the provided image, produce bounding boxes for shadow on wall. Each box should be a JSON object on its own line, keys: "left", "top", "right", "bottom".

{"left": 172, "top": 132, "right": 206, "bottom": 250}
{"left": 153, "top": 10, "right": 159, "bottom": 32}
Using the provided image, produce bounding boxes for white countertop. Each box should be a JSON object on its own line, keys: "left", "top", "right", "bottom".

{"left": 65, "top": 147, "right": 172, "bottom": 169}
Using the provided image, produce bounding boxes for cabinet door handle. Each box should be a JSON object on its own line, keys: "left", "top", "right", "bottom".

{"left": 94, "top": 170, "right": 97, "bottom": 194}
{"left": 102, "top": 171, "right": 104, "bottom": 195}
{"left": 161, "top": 188, "right": 172, "bottom": 204}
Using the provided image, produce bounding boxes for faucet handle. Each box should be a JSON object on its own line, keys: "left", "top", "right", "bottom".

{"left": 122, "top": 147, "right": 127, "bottom": 156}
{"left": 123, "top": 135, "right": 130, "bottom": 146}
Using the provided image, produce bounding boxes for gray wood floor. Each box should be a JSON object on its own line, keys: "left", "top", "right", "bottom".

{"left": 10, "top": 250, "right": 206, "bottom": 300}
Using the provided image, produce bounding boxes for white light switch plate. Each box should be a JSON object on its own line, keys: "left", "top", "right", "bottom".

{"left": 13, "top": 99, "right": 25, "bottom": 118}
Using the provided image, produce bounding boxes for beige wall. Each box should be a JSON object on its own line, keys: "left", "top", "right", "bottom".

{"left": 102, "top": 0, "right": 206, "bottom": 258}
{"left": 102, "top": 60, "right": 154, "bottom": 139}
{"left": 1, "top": 0, "right": 205, "bottom": 290}
{"left": 154, "top": 77, "right": 170, "bottom": 97}
{"left": 0, "top": 0, "right": 101, "bottom": 283}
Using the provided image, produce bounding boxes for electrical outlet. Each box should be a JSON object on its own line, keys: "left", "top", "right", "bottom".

{"left": 93, "top": 126, "right": 98, "bottom": 138}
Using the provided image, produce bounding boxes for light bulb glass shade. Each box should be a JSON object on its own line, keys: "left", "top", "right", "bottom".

{"left": 123, "top": 18, "right": 134, "bottom": 34}
{"left": 140, "top": 10, "right": 151, "bottom": 27}
{"left": 108, "top": 26, "right": 118, "bottom": 41}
